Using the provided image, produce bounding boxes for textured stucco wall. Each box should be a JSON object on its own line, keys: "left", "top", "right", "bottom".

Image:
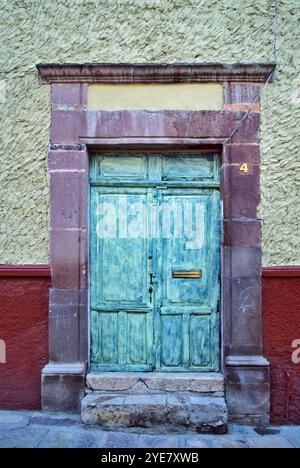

{"left": 0, "top": 0, "right": 299, "bottom": 265}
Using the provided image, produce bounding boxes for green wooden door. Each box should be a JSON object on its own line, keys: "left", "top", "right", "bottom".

{"left": 90, "top": 153, "right": 221, "bottom": 372}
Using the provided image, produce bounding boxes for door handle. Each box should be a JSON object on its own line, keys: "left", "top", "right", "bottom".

{"left": 149, "top": 273, "right": 158, "bottom": 285}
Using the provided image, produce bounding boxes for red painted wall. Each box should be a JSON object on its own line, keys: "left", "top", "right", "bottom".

{"left": 1, "top": 263, "right": 300, "bottom": 423}
{"left": 263, "top": 267, "right": 300, "bottom": 425}
{"left": 0, "top": 266, "right": 50, "bottom": 410}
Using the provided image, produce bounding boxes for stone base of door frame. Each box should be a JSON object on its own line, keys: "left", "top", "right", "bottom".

{"left": 81, "top": 372, "right": 228, "bottom": 434}
{"left": 225, "top": 356, "right": 271, "bottom": 425}
{"left": 41, "top": 363, "right": 86, "bottom": 412}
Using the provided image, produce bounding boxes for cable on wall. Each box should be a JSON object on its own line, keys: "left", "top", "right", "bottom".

{"left": 223, "top": 1, "right": 280, "bottom": 145}
{"left": 273, "top": 0, "right": 281, "bottom": 64}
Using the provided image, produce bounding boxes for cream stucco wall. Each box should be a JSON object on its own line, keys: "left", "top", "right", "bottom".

{"left": 0, "top": 0, "right": 299, "bottom": 265}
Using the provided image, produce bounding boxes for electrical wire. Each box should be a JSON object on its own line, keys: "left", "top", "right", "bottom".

{"left": 223, "top": 1, "right": 280, "bottom": 144}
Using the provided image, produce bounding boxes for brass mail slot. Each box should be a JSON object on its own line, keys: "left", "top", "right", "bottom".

{"left": 172, "top": 269, "right": 202, "bottom": 279}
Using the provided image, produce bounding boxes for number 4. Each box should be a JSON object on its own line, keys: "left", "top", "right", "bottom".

{"left": 240, "top": 163, "right": 249, "bottom": 174}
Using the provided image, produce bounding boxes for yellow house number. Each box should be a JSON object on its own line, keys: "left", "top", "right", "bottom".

{"left": 240, "top": 163, "right": 250, "bottom": 174}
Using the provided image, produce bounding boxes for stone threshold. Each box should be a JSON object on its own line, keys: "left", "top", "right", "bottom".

{"left": 86, "top": 372, "right": 225, "bottom": 396}
{"left": 81, "top": 393, "right": 228, "bottom": 434}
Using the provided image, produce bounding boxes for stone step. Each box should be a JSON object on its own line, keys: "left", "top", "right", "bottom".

{"left": 81, "top": 393, "right": 228, "bottom": 434}
{"left": 86, "top": 372, "right": 225, "bottom": 396}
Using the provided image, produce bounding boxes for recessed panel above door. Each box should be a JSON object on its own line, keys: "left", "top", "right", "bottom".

{"left": 162, "top": 155, "right": 215, "bottom": 180}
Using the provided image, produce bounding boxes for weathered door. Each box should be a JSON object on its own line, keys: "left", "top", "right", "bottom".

{"left": 90, "top": 153, "right": 221, "bottom": 372}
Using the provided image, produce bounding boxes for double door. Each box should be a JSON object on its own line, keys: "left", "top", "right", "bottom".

{"left": 90, "top": 153, "right": 221, "bottom": 372}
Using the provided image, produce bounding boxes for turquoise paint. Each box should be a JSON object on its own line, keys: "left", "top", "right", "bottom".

{"left": 90, "top": 153, "right": 221, "bottom": 372}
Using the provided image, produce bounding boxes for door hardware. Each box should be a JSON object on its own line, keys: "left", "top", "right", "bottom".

{"left": 148, "top": 286, "right": 153, "bottom": 303}
{"left": 172, "top": 269, "right": 202, "bottom": 279}
{"left": 149, "top": 273, "right": 158, "bottom": 285}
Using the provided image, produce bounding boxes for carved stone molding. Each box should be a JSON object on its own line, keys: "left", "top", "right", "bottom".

{"left": 37, "top": 62, "right": 276, "bottom": 84}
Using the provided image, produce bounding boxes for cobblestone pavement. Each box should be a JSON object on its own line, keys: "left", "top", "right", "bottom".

{"left": 0, "top": 410, "right": 299, "bottom": 448}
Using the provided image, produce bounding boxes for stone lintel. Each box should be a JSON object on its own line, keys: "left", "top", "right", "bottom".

{"left": 37, "top": 62, "right": 276, "bottom": 85}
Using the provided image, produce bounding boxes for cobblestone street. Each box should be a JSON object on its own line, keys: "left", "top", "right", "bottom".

{"left": 0, "top": 410, "right": 299, "bottom": 448}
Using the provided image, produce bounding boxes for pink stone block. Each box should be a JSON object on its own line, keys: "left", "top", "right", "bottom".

{"left": 50, "top": 229, "right": 87, "bottom": 289}
{"left": 222, "top": 164, "right": 260, "bottom": 218}
{"left": 50, "top": 171, "right": 88, "bottom": 229}
{"left": 51, "top": 109, "right": 85, "bottom": 144}
{"left": 51, "top": 83, "right": 87, "bottom": 106}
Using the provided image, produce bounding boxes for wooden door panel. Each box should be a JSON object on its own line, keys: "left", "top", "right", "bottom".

{"left": 190, "top": 315, "right": 211, "bottom": 368}
{"left": 161, "top": 315, "right": 183, "bottom": 367}
{"left": 91, "top": 311, "right": 118, "bottom": 366}
{"left": 162, "top": 154, "right": 215, "bottom": 181}
{"left": 91, "top": 190, "right": 149, "bottom": 310}
{"left": 91, "top": 309, "right": 153, "bottom": 371}
{"left": 160, "top": 192, "right": 210, "bottom": 306}
{"left": 90, "top": 186, "right": 153, "bottom": 371}
{"left": 91, "top": 154, "right": 149, "bottom": 181}
{"left": 156, "top": 188, "right": 220, "bottom": 371}
{"left": 127, "top": 313, "right": 149, "bottom": 365}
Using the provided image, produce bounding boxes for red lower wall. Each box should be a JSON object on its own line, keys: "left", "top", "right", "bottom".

{"left": 0, "top": 266, "right": 50, "bottom": 410}
{"left": 1, "top": 264, "right": 300, "bottom": 423}
{"left": 263, "top": 267, "right": 300, "bottom": 425}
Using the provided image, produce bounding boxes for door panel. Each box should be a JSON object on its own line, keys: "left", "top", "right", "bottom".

{"left": 127, "top": 313, "right": 148, "bottom": 365}
{"left": 162, "top": 154, "right": 215, "bottom": 180}
{"left": 91, "top": 189, "right": 150, "bottom": 310}
{"left": 156, "top": 188, "right": 220, "bottom": 371}
{"left": 90, "top": 153, "right": 221, "bottom": 372}
{"left": 90, "top": 187, "right": 153, "bottom": 371}
{"left": 190, "top": 315, "right": 211, "bottom": 367}
{"left": 93, "top": 154, "right": 149, "bottom": 180}
{"left": 91, "top": 311, "right": 118, "bottom": 365}
{"left": 161, "top": 315, "right": 183, "bottom": 367}
{"left": 90, "top": 309, "right": 152, "bottom": 371}
{"left": 160, "top": 191, "right": 210, "bottom": 305}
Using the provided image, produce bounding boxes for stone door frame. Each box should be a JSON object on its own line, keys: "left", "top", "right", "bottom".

{"left": 37, "top": 63, "right": 275, "bottom": 422}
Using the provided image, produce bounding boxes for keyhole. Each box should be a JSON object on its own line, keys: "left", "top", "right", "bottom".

{"left": 149, "top": 286, "right": 153, "bottom": 303}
